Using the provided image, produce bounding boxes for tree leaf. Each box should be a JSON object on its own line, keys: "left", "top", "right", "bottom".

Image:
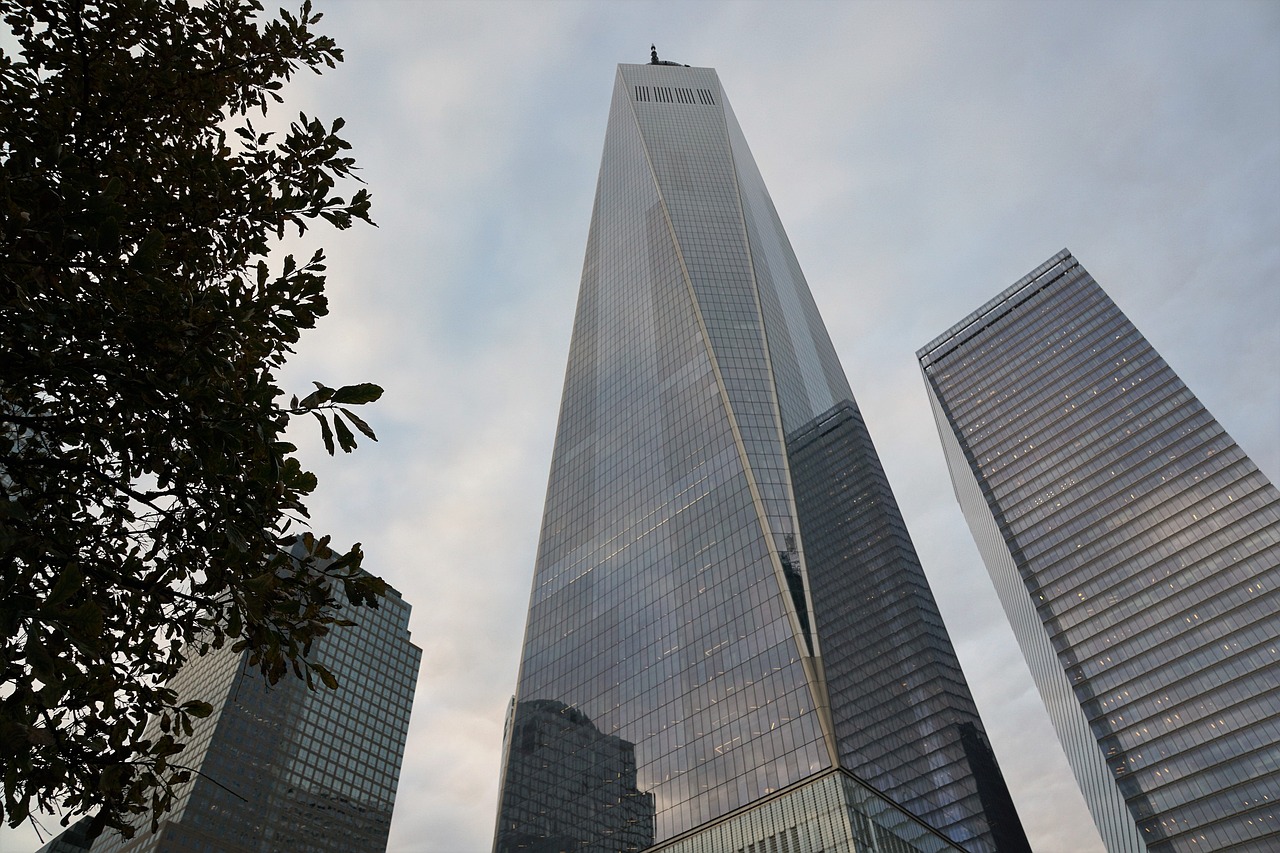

{"left": 298, "top": 384, "right": 334, "bottom": 409}
{"left": 46, "top": 563, "right": 85, "bottom": 607}
{"left": 313, "top": 411, "right": 335, "bottom": 455}
{"left": 312, "top": 664, "right": 338, "bottom": 690}
{"left": 338, "top": 408, "right": 377, "bottom": 440}
{"left": 333, "top": 413, "right": 357, "bottom": 453}
{"left": 100, "top": 764, "right": 130, "bottom": 795}
{"left": 65, "top": 594, "right": 106, "bottom": 640}
{"left": 330, "top": 383, "right": 383, "bottom": 405}
{"left": 27, "top": 635, "right": 58, "bottom": 684}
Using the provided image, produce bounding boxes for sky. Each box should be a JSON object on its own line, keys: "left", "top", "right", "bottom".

{"left": 6, "top": 1, "right": 1279, "bottom": 852}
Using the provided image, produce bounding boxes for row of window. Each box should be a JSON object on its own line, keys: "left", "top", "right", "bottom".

{"left": 1055, "top": 525, "right": 1277, "bottom": 658}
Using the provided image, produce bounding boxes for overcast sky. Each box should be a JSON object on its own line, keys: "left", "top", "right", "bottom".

{"left": 8, "top": 2, "right": 1279, "bottom": 852}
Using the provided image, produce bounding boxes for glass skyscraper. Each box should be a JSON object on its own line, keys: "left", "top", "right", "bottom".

{"left": 918, "top": 250, "right": 1280, "bottom": 852}
{"left": 492, "top": 60, "right": 1028, "bottom": 853}
{"left": 89, "top": 580, "right": 421, "bottom": 853}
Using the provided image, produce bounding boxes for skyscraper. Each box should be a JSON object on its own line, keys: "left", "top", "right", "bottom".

{"left": 89, "top": 579, "right": 421, "bottom": 853}
{"left": 35, "top": 818, "right": 93, "bottom": 853}
{"left": 492, "top": 58, "right": 1028, "bottom": 853}
{"left": 918, "top": 249, "right": 1280, "bottom": 852}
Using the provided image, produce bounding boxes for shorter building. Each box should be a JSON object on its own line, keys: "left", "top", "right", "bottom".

{"left": 36, "top": 818, "right": 94, "bottom": 853}
{"left": 918, "top": 249, "right": 1280, "bottom": 852}
{"left": 493, "top": 698, "right": 655, "bottom": 853}
{"left": 90, "top": 576, "right": 421, "bottom": 853}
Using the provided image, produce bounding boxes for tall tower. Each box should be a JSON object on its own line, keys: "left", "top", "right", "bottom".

{"left": 493, "top": 60, "right": 1028, "bottom": 853}
{"left": 918, "top": 250, "right": 1280, "bottom": 852}
{"left": 89, "top": 581, "right": 421, "bottom": 853}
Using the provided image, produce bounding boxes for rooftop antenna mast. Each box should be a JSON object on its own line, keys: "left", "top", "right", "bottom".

{"left": 647, "top": 44, "right": 689, "bottom": 67}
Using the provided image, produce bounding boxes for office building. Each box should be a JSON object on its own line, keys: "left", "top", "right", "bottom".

{"left": 918, "top": 249, "right": 1280, "bottom": 852}
{"left": 35, "top": 818, "right": 94, "bottom": 853}
{"left": 90, "top": 579, "right": 421, "bottom": 853}
{"left": 492, "top": 58, "right": 1029, "bottom": 853}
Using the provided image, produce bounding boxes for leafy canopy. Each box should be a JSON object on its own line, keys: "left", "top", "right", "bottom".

{"left": 1, "top": 0, "right": 386, "bottom": 838}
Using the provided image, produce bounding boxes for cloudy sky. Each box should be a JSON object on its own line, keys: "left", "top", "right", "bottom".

{"left": 8, "top": 1, "right": 1279, "bottom": 852}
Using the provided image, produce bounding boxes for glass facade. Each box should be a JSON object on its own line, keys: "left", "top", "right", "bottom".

{"left": 919, "top": 250, "right": 1280, "bottom": 853}
{"left": 89, "top": 581, "right": 421, "bottom": 853}
{"left": 651, "top": 770, "right": 964, "bottom": 853}
{"left": 36, "top": 817, "right": 95, "bottom": 852}
{"left": 787, "top": 402, "right": 1027, "bottom": 852}
{"left": 493, "top": 62, "right": 1027, "bottom": 852}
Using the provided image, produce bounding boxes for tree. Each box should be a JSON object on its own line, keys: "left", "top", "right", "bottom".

{"left": 0, "top": 0, "right": 386, "bottom": 839}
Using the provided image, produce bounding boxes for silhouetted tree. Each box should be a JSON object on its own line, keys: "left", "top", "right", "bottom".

{"left": 1, "top": 0, "right": 385, "bottom": 838}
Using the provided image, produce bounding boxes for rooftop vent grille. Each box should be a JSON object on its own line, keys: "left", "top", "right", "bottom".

{"left": 634, "top": 85, "right": 717, "bottom": 107}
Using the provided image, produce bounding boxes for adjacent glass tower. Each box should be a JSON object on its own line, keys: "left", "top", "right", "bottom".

{"left": 918, "top": 250, "right": 1280, "bottom": 852}
{"left": 492, "top": 61, "right": 1028, "bottom": 853}
{"left": 89, "top": 581, "right": 422, "bottom": 853}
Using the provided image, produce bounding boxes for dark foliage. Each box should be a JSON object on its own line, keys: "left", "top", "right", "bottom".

{"left": 0, "top": 0, "right": 385, "bottom": 838}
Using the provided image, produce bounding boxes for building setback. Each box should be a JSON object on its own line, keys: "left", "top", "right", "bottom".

{"left": 90, "top": 579, "right": 421, "bottom": 853}
{"left": 918, "top": 249, "right": 1280, "bottom": 852}
{"left": 492, "top": 59, "right": 1029, "bottom": 853}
